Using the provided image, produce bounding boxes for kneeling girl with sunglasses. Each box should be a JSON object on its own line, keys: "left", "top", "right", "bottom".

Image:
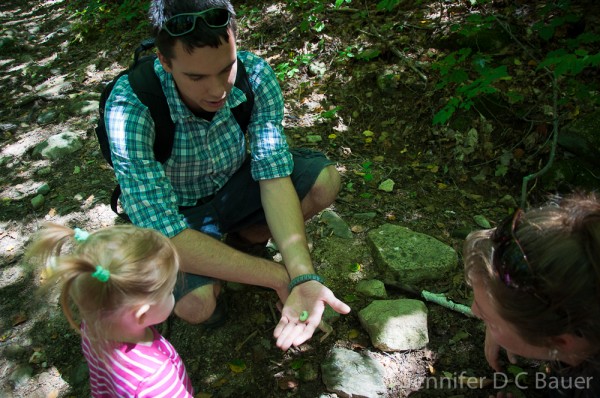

{"left": 27, "top": 224, "right": 193, "bottom": 397}
{"left": 464, "top": 192, "right": 600, "bottom": 398}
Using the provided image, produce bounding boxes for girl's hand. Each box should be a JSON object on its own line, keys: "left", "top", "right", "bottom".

{"left": 484, "top": 326, "right": 518, "bottom": 372}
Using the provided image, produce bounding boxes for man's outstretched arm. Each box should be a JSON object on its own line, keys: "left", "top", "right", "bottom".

{"left": 171, "top": 228, "right": 290, "bottom": 300}
{"left": 259, "top": 176, "right": 351, "bottom": 350}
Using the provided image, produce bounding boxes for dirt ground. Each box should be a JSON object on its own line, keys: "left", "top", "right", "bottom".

{"left": 1, "top": 0, "right": 597, "bottom": 397}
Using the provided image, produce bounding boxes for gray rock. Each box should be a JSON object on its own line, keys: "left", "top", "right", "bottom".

{"left": 356, "top": 279, "right": 387, "bottom": 299}
{"left": 358, "top": 299, "right": 429, "bottom": 351}
{"left": 32, "top": 131, "right": 83, "bottom": 160}
{"left": 0, "top": 123, "right": 17, "bottom": 132}
{"left": 367, "top": 224, "right": 457, "bottom": 285}
{"left": 36, "top": 109, "right": 59, "bottom": 125}
{"left": 8, "top": 364, "right": 33, "bottom": 387}
{"left": 322, "top": 347, "right": 386, "bottom": 398}
{"left": 320, "top": 210, "right": 353, "bottom": 239}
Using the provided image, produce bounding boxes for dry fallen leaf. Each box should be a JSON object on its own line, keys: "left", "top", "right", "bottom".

{"left": 12, "top": 312, "right": 28, "bottom": 326}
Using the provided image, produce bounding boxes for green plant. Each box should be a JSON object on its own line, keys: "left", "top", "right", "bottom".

{"left": 338, "top": 45, "right": 356, "bottom": 59}
{"left": 376, "top": 0, "right": 401, "bottom": 12}
{"left": 286, "top": 0, "right": 325, "bottom": 32}
{"left": 274, "top": 53, "right": 315, "bottom": 81}
{"left": 68, "top": 0, "right": 149, "bottom": 40}
{"left": 430, "top": 0, "right": 600, "bottom": 206}
{"left": 319, "top": 106, "right": 342, "bottom": 119}
{"left": 334, "top": 0, "right": 352, "bottom": 7}
{"left": 361, "top": 161, "right": 373, "bottom": 183}
{"left": 432, "top": 51, "right": 510, "bottom": 125}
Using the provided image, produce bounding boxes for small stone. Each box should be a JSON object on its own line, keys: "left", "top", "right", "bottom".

{"left": 36, "top": 183, "right": 51, "bottom": 195}
{"left": 31, "top": 194, "right": 45, "bottom": 209}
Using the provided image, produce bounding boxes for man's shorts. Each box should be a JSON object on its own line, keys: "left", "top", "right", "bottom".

{"left": 174, "top": 148, "right": 335, "bottom": 301}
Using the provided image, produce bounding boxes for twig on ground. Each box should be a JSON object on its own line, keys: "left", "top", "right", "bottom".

{"left": 384, "top": 280, "right": 475, "bottom": 318}
{"left": 235, "top": 330, "right": 258, "bottom": 352}
{"left": 268, "top": 301, "right": 278, "bottom": 324}
{"left": 361, "top": 26, "right": 428, "bottom": 82}
{"left": 318, "top": 320, "right": 333, "bottom": 342}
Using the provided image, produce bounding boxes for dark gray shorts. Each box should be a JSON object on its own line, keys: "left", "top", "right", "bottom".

{"left": 174, "top": 148, "right": 334, "bottom": 300}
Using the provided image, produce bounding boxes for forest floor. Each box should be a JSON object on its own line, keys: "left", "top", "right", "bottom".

{"left": 1, "top": 0, "right": 598, "bottom": 397}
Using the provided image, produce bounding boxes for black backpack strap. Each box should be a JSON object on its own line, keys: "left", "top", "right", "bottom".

{"left": 127, "top": 55, "right": 175, "bottom": 163}
{"left": 111, "top": 53, "right": 174, "bottom": 222}
{"left": 110, "top": 185, "right": 130, "bottom": 222}
{"left": 231, "top": 57, "right": 255, "bottom": 133}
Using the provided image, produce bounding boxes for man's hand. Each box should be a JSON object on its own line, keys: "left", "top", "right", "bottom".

{"left": 273, "top": 281, "right": 350, "bottom": 350}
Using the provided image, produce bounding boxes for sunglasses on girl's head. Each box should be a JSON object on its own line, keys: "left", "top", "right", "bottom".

{"left": 491, "top": 209, "right": 536, "bottom": 291}
{"left": 162, "top": 8, "right": 231, "bottom": 37}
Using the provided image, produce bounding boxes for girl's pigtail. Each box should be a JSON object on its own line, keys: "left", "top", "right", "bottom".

{"left": 73, "top": 228, "right": 90, "bottom": 243}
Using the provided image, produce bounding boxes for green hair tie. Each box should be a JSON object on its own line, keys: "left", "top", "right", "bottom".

{"left": 91, "top": 265, "right": 110, "bottom": 283}
{"left": 73, "top": 228, "right": 90, "bottom": 243}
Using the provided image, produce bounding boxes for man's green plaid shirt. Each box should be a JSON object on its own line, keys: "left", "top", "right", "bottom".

{"left": 105, "top": 51, "right": 292, "bottom": 237}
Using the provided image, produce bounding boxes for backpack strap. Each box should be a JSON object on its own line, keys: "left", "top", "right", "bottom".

{"left": 108, "top": 55, "right": 174, "bottom": 221}
{"left": 231, "top": 57, "right": 255, "bottom": 133}
{"left": 127, "top": 55, "right": 175, "bottom": 164}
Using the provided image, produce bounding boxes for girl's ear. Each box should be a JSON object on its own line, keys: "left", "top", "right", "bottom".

{"left": 551, "top": 332, "right": 593, "bottom": 363}
{"left": 134, "top": 303, "right": 151, "bottom": 325}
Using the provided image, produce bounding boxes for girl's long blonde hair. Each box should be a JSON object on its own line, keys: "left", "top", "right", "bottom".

{"left": 27, "top": 223, "right": 179, "bottom": 347}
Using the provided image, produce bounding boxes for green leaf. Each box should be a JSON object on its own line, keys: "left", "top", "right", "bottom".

{"left": 348, "top": 263, "right": 361, "bottom": 272}
{"left": 506, "top": 90, "right": 524, "bottom": 104}
{"left": 538, "top": 25, "right": 555, "bottom": 41}
{"left": 228, "top": 359, "right": 247, "bottom": 373}
{"left": 473, "top": 215, "right": 491, "bottom": 229}
{"left": 449, "top": 330, "right": 470, "bottom": 344}
{"left": 433, "top": 105, "right": 455, "bottom": 125}
{"left": 495, "top": 164, "right": 508, "bottom": 177}
{"left": 356, "top": 49, "right": 380, "bottom": 61}
{"left": 320, "top": 106, "right": 342, "bottom": 119}
{"left": 290, "top": 358, "right": 304, "bottom": 370}
{"left": 378, "top": 179, "right": 395, "bottom": 192}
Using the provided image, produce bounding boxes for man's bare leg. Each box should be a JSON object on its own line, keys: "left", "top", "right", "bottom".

{"left": 174, "top": 282, "right": 221, "bottom": 324}
{"left": 236, "top": 165, "right": 341, "bottom": 244}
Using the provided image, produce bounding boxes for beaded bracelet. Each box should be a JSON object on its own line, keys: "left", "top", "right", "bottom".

{"left": 288, "top": 273, "right": 324, "bottom": 292}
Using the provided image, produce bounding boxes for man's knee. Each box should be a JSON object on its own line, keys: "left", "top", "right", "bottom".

{"left": 174, "top": 285, "right": 217, "bottom": 324}
{"left": 303, "top": 165, "right": 340, "bottom": 213}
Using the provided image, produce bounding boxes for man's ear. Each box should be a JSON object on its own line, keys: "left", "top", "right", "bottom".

{"left": 157, "top": 51, "right": 172, "bottom": 73}
{"left": 134, "top": 303, "right": 151, "bottom": 325}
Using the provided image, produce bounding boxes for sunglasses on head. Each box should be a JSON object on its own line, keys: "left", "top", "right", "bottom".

{"left": 162, "top": 8, "right": 231, "bottom": 37}
{"left": 491, "top": 209, "right": 536, "bottom": 292}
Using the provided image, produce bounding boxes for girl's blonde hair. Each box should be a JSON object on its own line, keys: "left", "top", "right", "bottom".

{"left": 27, "top": 223, "right": 179, "bottom": 346}
{"left": 464, "top": 192, "right": 600, "bottom": 351}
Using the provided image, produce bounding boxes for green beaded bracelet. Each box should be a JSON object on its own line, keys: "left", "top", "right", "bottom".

{"left": 288, "top": 273, "right": 324, "bottom": 292}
